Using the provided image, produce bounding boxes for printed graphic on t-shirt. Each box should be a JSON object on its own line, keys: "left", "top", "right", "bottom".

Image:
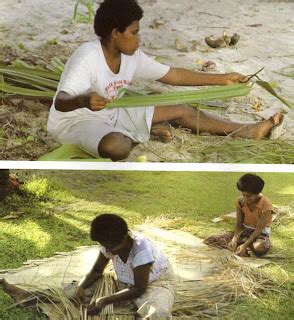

{"left": 105, "top": 80, "right": 131, "bottom": 98}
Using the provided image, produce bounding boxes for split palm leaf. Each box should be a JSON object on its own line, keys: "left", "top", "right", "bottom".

{"left": 256, "top": 80, "right": 294, "bottom": 109}
{"left": 106, "top": 84, "right": 252, "bottom": 108}
{"left": 245, "top": 67, "right": 294, "bottom": 109}
{"left": 0, "top": 62, "right": 252, "bottom": 106}
{"left": 0, "top": 59, "right": 63, "bottom": 99}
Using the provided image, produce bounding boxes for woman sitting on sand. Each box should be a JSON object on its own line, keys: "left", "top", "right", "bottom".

{"left": 47, "top": 0, "right": 283, "bottom": 161}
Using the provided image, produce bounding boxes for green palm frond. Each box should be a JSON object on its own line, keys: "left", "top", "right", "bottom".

{"left": 0, "top": 64, "right": 61, "bottom": 80}
{"left": 256, "top": 80, "right": 293, "bottom": 109}
{"left": 0, "top": 61, "right": 252, "bottom": 105}
{"left": 106, "top": 84, "right": 252, "bottom": 108}
{"left": 0, "top": 82, "right": 55, "bottom": 97}
{"left": 0, "top": 60, "right": 61, "bottom": 99}
{"left": 73, "top": 0, "right": 95, "bottom": 23}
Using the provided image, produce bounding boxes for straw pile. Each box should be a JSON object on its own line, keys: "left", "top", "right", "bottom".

{"left": 3, "top": 273, "right": 135, "bottom": 320}
{"left": 126, "top": 131, "right": 294, "bottom": 163}
{"left": 172, "top": 255, "right": 284, "bottom": 319}
{"left": 81, "top": 273, "right": 135, "bottom": 320}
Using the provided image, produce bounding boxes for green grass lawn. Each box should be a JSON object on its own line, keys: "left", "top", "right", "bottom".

{"left": 0, "top": 170, "right": 293, "bottom": 319}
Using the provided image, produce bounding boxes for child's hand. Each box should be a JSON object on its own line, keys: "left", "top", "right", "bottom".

{"left": 89, "top": 93, "right": 111, "bottom": 111}
{"left": 228, "top": 238, "right": 238, "bottom": 252}
{"left": 235, "top": 243, "right": 248, "bottom": 256}
{"left": 223, "top": 72, "right": 248, "bottom": 85}
{"left": 87, "top": 296, "right": 108, "bottom": 315}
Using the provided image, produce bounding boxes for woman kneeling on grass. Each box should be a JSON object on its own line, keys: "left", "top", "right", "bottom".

{"left": 75, "top": 213, "right": 175, "bottom": 319}
{"left": 47, "top": 0, "right": 283, "bottom": 161}
{"left": 204, "top": 174, "right": 273, "bottom": 257}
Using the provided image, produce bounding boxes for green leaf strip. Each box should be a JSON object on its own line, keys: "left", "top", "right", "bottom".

{"left": 0, "top": 65, "right": 61, "bottom": 80}
{"left": 0, "top": 82, "right": 55, "bottom": 97}
{"left": 4, "top": 75, "right": 54, "bottom": 92}
{"left": 106, "top": 84, "right": 251, "bottom": 108}
{"left": 256, "top": 80, "right": 294, "bottom": 109}
{"left": 0, "top": 69, "right": 58, "bottom": 89}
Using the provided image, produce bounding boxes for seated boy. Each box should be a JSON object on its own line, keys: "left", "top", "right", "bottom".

{"left": 204, "top": 173, "right": 273, "bottom": 257}
{"left": 47, "top": 0, "right": 282, "bottom": 161}
{"left": 75, "top": 213, "right": 175, "bottom": 319}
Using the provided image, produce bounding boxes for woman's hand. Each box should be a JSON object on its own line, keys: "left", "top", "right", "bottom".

{"left": 228, "top": 238, "right": 238, "bottom": 252}
{"left": 88, "top": 93, "right": 112, "bottom": 111}
{"left": 235, "top": 243, "right": 248, "bottom": 257}
{"left": 87, "top": 297, "right": 108, "bottom": 315}
{"left": 222, "top": 72, "right": 248, "bottom": 85}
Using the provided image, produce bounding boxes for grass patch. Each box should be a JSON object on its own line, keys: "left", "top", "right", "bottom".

{"left": 0, "top": 170, "right": 293, "bottom": 318}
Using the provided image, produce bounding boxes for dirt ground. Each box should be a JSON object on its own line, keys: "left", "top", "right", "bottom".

{"left": 0, "top": 0, "right": 293, "bottom": 162}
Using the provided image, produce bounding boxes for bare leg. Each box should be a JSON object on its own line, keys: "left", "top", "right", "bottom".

{"left": 1, "top": 279, "right": 34, "bottom": 305}
{"left": 0, "top": 279, "right": 61, "bottom": 306}
{"left": 98, "top": 132, "right": 133, "bottom": 161}
{"left": 152, "top": 104, "right": 283, "bottom": 139}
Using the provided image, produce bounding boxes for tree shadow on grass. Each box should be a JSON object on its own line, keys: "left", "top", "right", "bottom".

{"left": 42, "top": 170, "right": 294, "bottom": 218}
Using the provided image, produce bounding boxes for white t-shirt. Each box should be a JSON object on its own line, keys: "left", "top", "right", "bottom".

{"left": 47, "top": 39, "right": 170, "bottom": 134}
{"left": 100, "top": 233, "right": 171, "bottom": 285}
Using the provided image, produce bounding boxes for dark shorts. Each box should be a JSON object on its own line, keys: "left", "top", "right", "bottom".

{"left": 203, "top": 228, "right": 271, "bottom": 256}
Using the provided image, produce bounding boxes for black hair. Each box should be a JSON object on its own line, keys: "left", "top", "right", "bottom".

{"left": 90, "top": 213, "right": 128, "bottom": 244}
{"left": 237, "top": 173, "right": 265, "bottom": 194}
{"left": 94, "top": 0, "right": 143, "bottom": 39}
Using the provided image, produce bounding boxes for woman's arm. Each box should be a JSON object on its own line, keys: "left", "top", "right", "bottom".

{"left": 234, "top": 207, "right": 245, "bottom": 237}
{"left": 80, "top": 251, "right": 109, "bottom": 288}
{"left": 74, "top": 251, "right": 109, "bottom": 303}
{"left": 158, "top": 67, "right": 248, "bottom": 86}
{"left": 55, "top": 91, "right": 111, "bottom": 112}
{"left": 228, "top": 206, "right": 244, "bottom": 251}
{"left": 87, "top": 263, "right": 152, "bottom": 315}
{"left": 243, "top": 210, "right": 272, "bottom": 248}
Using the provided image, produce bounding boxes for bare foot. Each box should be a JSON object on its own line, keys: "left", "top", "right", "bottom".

{"left": 150, "top": 123, "right": 173, "bottom": 142}
{"left": 233, "top": 112, "right": 284, "bottom": 139}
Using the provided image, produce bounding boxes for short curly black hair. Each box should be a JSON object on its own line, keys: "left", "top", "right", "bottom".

{"left": 90, "top": 213, "right": 129, "bottom": 245}
{"left": 94, "top": 0, "right": 143, "bottom": 39}
{"left": 237, "top": 173, "right": 265, "bottom": 194}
